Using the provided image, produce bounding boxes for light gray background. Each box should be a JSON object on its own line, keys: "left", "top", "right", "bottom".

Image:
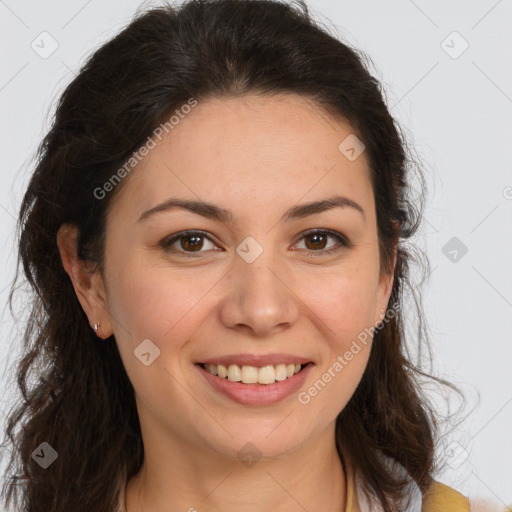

{"left": 1, "top": 0, "right": 511, "bottom": 507}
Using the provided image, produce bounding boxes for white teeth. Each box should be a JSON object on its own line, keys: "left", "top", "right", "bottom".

{"left": 227, "top": 364, "right": 242, "bottom": 382}
{"left": 275, "top": 364, "right": 287, "bottom": 381}
{"left": 241, "top": 365, "right": 258, "bottom": 384}
{"left": 203, "top": 362, "right": 304, "bottom": 385}
{"left": 217, "top": 364, "right": 228, "bottom": 379}
{"left": 258, "top": 365, "right": 275, "bottom": 384}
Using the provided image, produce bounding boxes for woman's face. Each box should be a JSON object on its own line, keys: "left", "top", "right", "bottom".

{"left": 95, "top": 93, "right": 394, "bottom": 459}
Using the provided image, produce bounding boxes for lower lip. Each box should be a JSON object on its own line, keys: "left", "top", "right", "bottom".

{"left": 196, "top": 363, "right": 313, "bottom": 406}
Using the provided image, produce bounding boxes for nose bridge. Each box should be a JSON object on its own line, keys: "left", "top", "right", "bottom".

{"left": 219, "top": 234, "right": 298, "bottom": 336}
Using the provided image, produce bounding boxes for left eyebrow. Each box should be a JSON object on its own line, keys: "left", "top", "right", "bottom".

{"left": 137, "top": 195, "right": 365, "bottom": 224}
{"left": 281, "top": 195, "right": 365, "bottom": 222}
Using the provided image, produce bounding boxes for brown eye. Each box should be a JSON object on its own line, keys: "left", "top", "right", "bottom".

{"left": 161, "top": 229, "right": 349, "bottom": 258}
{"left": 179, "top": 234, "right": 204, "bottom": 252}
{"left": 295, "top": 229, "right": 349, "bottom": 257}
{"left": 303, "top": 232, "right": 328, "bottom": 250}
{"left": 162, "top": 230, "right": 217, "bottom": 255}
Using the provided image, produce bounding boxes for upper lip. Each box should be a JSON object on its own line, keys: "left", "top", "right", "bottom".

{"left": 198, "top": 353, "right": 313, "bottom": 367}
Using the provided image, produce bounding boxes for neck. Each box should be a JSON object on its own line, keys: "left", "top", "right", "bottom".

{"left": 125, "top": 423, "right": 347, "bottom": 512}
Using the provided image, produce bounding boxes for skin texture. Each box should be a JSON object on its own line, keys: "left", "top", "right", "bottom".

{"left": 57, "top": 93, "right": 396, "bottom": 512}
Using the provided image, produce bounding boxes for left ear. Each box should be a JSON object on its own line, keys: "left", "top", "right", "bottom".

{"left": 374, "top": 244, "right": 398, "bottom": 327}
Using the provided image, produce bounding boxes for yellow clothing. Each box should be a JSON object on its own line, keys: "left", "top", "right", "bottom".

{"left": 421, "top": 482, "right": 471, "bottom": 512}
{"left": 343, "top": 447, "right": 470, "bottom": 511}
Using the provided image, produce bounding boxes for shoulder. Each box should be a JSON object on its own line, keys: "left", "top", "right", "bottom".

{"left": 422, "top": 481, "right": 470, "bottom": 512}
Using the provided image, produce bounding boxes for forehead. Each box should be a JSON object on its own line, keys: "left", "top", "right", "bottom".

{"left": 108, "top": 93, "right": 374, "bottom": 223}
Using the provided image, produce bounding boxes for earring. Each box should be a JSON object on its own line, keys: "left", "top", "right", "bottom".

{"left": 93, "top": 322, "right": 107, "bottom": 340}
{"left": 93, "top": 321, "right": 111, "bottom": 341}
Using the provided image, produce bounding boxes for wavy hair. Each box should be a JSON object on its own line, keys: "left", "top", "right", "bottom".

{"left": 1, "top": 1, "right": 465, "bottom": 511}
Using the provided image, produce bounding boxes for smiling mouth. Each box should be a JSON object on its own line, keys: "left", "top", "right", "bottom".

{"left": 198, "top": 362, "right": 311, "bottom": 385}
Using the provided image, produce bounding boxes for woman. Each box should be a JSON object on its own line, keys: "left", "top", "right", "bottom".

{"left": 1, "top": 0, "right": 474, "bottom": 510}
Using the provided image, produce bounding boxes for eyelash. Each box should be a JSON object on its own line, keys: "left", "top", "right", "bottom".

{"left": 160, "top": 229, "right": 350, "bottom": 258}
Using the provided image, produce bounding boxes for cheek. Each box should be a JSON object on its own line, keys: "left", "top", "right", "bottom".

{"left": 106, "top": 257, "right": 212, "bottom": 409}
{"left": 299, "top": 265, "right": 379, "bottom": 344}
{"left": 106, "top": 252, "right": 220, "bottom": 348}
{"left": 297, "top": 271, "right": 375, "bottom": 417}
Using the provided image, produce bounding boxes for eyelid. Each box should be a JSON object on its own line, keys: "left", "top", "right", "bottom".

{"left": 161, "top": 229, "right": 218, "bottom": 255}
{"left": 296, "top": 228, "right": 349, "bottom": 245}
{"left": 293, "top": 228, "right": 351, "bottom": 256}
{"left": 161, "top": 228, "right": 350, "bottom": 256}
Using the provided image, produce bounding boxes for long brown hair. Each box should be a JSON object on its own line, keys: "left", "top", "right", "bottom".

{"left": 1, "top": 1, "right": 466, "bottom": 511}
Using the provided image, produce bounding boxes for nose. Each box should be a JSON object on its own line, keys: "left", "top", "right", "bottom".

{"left": 218, "top": 248, "right": 299, "bottom": 338}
